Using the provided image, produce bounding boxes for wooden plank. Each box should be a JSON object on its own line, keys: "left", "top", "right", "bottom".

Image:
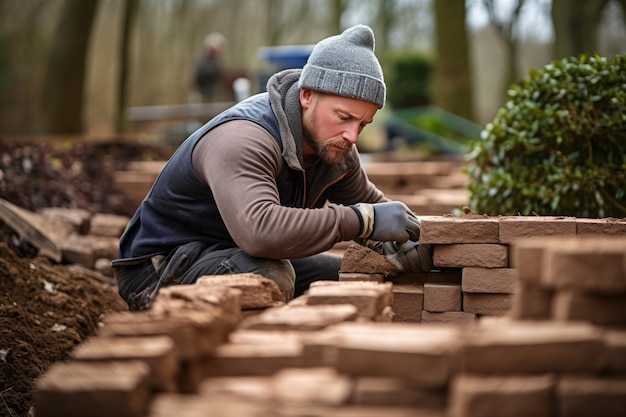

{"left": 0, "top": 197, "right": 74, "bottom": 262}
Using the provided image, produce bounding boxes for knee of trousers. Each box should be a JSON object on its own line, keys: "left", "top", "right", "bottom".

{"left": 259, "top": 258, "right": 296, "bottom": 302}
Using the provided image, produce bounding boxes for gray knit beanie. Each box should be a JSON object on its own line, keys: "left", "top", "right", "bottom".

{"left": 299, "top": 24, "right": 386, "bottom": 108}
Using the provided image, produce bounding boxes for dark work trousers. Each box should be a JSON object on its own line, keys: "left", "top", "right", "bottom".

{"left": 114, "top": 241, "right": 342, "bottom": 311}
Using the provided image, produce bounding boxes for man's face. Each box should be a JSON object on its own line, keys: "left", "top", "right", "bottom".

{"left": 300, "top": 89, "right": 378, "bottom": 165}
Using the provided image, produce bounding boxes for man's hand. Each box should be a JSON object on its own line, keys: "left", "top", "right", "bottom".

{"left": 353, "top": 201, "right": 420, "bottom": 243}
{"left": 383, "top": 240, "right": 433, "bottom": 273}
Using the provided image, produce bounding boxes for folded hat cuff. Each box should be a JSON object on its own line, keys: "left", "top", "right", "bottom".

{"left": 300, "top": 65, "right": 385, "bottom": 108}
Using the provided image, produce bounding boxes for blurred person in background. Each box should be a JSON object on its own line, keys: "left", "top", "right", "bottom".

{"left": 191, "top": 32, "right": 227, "bottom": 103}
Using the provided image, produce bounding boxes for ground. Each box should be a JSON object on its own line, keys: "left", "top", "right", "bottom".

{"left": 0, "top": 138, "right": 174, "bottom": 417}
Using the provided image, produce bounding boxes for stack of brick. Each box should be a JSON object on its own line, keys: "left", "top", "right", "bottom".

{"left": 113, "top": 158, "right": 470, "bottom": 216}
{"left": 56, "top": 211, "right": 128, "bottom": 277}
{"left": 448, "top": 234, "right": 626, "bottom": 417}
{"left": 342, "top": 215, "right": 626, "bottom": 324}
{"left": 34, "top": 273, "right": 282, "bottom": 417}
{"left": 33, "top": 219, "right": 626, "bottom": 417}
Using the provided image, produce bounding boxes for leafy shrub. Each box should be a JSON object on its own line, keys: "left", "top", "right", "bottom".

{"left": 386, "top": 53, "right": 432, "bottom": 110}
{"left": 466, "top": 54, "right": 626, "bottom": 217}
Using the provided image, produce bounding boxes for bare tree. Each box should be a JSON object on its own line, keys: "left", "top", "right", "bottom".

{"left": 480, "top": 0, "right": 526, "bottom": 88}
{"left": 40, "top": 0, "right": 99, "bottom": 134}
{"left": 552, "top": 0, "right": 610, "bottom": 58}
{"left": 115, "top": 0, "right": 139, "bottom": 134}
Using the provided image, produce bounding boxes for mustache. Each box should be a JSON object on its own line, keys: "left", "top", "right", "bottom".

{"left": 325, "top": 139, "right": 352, "bottom": 151}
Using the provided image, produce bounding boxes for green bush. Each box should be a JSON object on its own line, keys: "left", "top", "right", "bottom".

{"left": 466, "top": 54, "right": 626, "bottom": 217}
{"left": 386, "top": 53, "right": 432, "bottom": 110}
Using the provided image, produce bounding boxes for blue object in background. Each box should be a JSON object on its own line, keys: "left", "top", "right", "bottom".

{"left": 257, "top": 45, "right": 314, "bottom": 92}
{"left": 258, "top": 45, "right": 314, "bottom": 70}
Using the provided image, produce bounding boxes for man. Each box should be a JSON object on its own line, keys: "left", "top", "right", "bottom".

{"left": 113, "top": 25, "right": 431, "bottom": 311}
{"left": 193, "top": 32, "right": 227, "bottom": 102}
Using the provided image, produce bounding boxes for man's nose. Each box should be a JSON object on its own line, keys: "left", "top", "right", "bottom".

{"left": 343, "top": 126, "right": 359, "bottom": 144}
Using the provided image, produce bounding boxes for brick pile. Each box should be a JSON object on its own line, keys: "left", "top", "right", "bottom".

{"left": 380, "top": 215, "right": 626, "bottom": 324}
{"left": 114, "top": 158, "right": 469, "bottom": 216}
{"left": 0, "top": 199, "right": 129, "bottom": 284}
{"left": 33, "top": 216, "right": 626, "bottom": 417}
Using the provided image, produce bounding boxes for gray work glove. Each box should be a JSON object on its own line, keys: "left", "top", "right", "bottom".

{"left": 352, "top": 201, "right": 420, "bottom": 244}
{"left": 382, "top": 240, "right": 433, "bottom": 273}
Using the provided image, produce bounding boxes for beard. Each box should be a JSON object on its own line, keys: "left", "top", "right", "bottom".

{"left": 302, "top": 124, "right": 352, "bottom": 166}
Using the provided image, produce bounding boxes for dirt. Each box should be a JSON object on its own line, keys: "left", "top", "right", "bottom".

{"left": 0, "top": 138, "right": 174, "bottom": 417}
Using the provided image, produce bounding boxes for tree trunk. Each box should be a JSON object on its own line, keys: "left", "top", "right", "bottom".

{"left": 433, "top": 0, "right": 475, "bottom": 121}
{"left": 329, "top": 0, "right": 346, "bottom": 34}
{"left": 377, "top": 0, "right": 395, "bottom": 67}
{"left": 115, "top": 0, "right": 139, "bottom": 134}
{"left": 552, "top": 0, "right": 609, "bottom": 59}
{"left": 40, "top": 0, "right": 99, "bottom": 134}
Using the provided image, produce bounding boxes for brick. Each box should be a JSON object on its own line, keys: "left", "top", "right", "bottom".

{"left": 71, "top": 336, "right": 178, "bottom": 392}
{"left": 149, "top": 392, "right": 272, "bottom": 416}
{"left": 433, "top": 244, "right": 508, "bottom": 268}
{"left": 552, "top": 290, "right": 626, "bottom": 325}
{"left": 227, "top": 329, "right": 328, "bottom": 368}
{"left": 101, "top": 311, "right": 230, "bottom": 360}
{"left": 424, "top": 283, "right": 461, "bottom": 312}
{"left": 463, "top": 293, "right": 512, "bottom": 316}
{"left": 39, "top": 207, "right": 91, "bottom": 234}
{"left": 511, "top": 238, "right": 549, "bottom": 284}
{"left": 272, "top": 367, "right": 353, "bottom": 406}
{"left": 61, "top": 233, "right": 96, "bottom": 267}
{"left": 498, "top": 216, "right": 577, "bottom": 244}
{"left": 306, "top": 281, "right": 393, "bottom": 319}
{"left": 419, "top": 216, "right": 500, "bottom": 244}
{"left": 339, "top": 272, "right": 385, "bottom": 282}
{"left": 605, "top": 330, "right": 626, "bottom": 374}
{"left": 227, "top": 329, "right": 320, "bottom": 346}
{"left": 462, "top": 267, "right": 517, "bottom": 294}
{"left": 542, "top": 237, "right": 626, "bottom": 293}
{"left": 448, "top": 374, "right": 554, "bottom": 417}
{"left": 239, "top": 304, "right": 358, "bottom": 330}
{"left": 510, "top": 282, "right": 553, "bottom": 320}
{"left": 61, "top": 233, "right": 120, "bottom": 268}
{"left": 558, "top": 375, "right": 626, "bottom": 417}
{"left": 313, "top": 406, "right": 447, "bottom": 416}
{"left": 392, "top": 283, "right": 424, "bottom": 322}
{"left": 196, "top": 273, "right": 284, "bottom": 308}
{"left": 331, "top": 323, "right": 461, "bottom": 389}
{"left": 201, "top": 340, "right": 304, "bottom": 377}
{"left": 352, "top": 377, "right": 446, "bottom": 408}
{"left": 461, "top": 320, "right": 606, "bottom": 374}
{"left": 421, "top": 311, "right": 476, "bottom": 325}
{"left": 576, "top": 217, "right": 626, "bottom": 236}
{"left": 340, "top": 242, "right": 400, "bottom": 276}
{"left": 89, "top": 213, "right": 130, "bottom": 237}
{"left": 35, "top": 360, "right": 150, "bottom": 417}
{"left": 199, "top": 376, "right": 272, "bottom": 401}
{"left": 149, "top": 284, "right": 242, "bottom": 321}
{"left": 90, "top": 235, "right": 120, "bottom": 259}
{"left": 151, "top": 284, "right": 242, "bottom": 327}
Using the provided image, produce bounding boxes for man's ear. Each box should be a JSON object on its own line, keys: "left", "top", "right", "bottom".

{"left": 300, "top": 88, "right": 314, "bottom": 109}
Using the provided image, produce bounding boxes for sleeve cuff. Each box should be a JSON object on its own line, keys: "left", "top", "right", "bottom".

{"left": 351, "top": 203, "right": 375, "bottom": 239}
